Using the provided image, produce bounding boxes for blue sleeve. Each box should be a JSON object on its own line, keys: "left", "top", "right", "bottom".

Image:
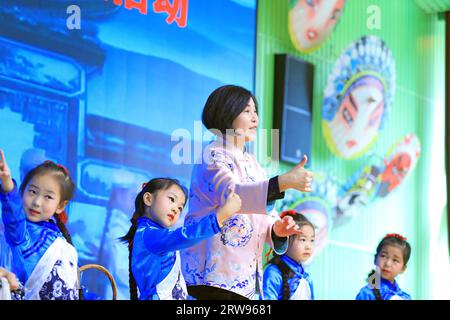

{"left": 266, "top": 201, "right": 275, "bottom": 212}
{"left": 143, "top": 212, "right": 220, "bottom": 254}
{"left": 355, "top": 286, "right": 376, "bottom": 300}
{"left": 309, "top": 278, "right": 315, "bottom": 300}
{"left": 0, "top": 180, "right": 28, "bottom": 245}
{"left": 271, "top": 227, "right": 288, "bottom": 255}
{"left": 263, "top": 264, "right": 283, "bottom": 300}
{"left": 400, "top": 291, "right": 412, "bottom": 300}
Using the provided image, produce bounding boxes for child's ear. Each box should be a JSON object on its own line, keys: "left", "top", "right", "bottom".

{"left": 143, "top": 192, "right": 153, "bottom": 207}
{"left": 55, "top": 200, "right": 68, "bottom": 214}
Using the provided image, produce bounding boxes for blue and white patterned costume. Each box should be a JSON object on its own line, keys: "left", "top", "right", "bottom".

{"left": 132, "top": 213, "right": 220, "bottom": 300}
{"left": 0, "top": 181, "right": 79, "bottom": 300}
{"left": 263, "top": 255, "right": 314, "bottom": 300}
{"left": 356, "top": 278, "right": 411, "bottom": 300}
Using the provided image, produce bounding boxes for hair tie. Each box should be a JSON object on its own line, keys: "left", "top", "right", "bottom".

{"left": 142, "top": 182, "right": 148, "bottom": 190}
{"left": 385, "top": 233, "right": 407, "bottom": 241}
{"left": 57, "top": 164, "right": 69, "bottom": 176}
{"left": 280, "top": 210, "right": 298, "bottom": 219}
{"left": 44, "top": 160, "right": 70, "bottom": 176}
{"left": 57, "top": 210, "right": 68, "bottom": 225}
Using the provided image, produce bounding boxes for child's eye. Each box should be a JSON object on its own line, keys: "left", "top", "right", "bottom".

{"left": 28, "top": 189, "right": 36, "bottom": 194}
{"left": 45, "top": 195, "right": 54, "bottom": 200}
{"left": 169, "top": 197, "right": 175, "bottom": 202}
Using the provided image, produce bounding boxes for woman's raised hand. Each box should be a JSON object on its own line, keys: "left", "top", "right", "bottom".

{"left": 278, "top": 155, "right": 313, "bottom": 193}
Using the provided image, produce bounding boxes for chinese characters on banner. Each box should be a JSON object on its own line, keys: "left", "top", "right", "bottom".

{"left": 111, "top": 0, "right": 189, "bottom": 27}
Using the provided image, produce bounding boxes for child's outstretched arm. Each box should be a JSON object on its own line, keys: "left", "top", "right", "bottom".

{"left": 0, "top": 149, "right": 28, "bottom": 245}
{"left": 143, "top": 213, "right": 220, "bottom": 254}
{"left": 142, "top": 188, "right": 241, "bottom": 254}
{"left": 142, "top": 187, "right": 241, "bottom": 253}
{"left": 215, "top": 187, "right": 242, "bottom": 226}
{"left": 0, "top": 150, "right": 14, "bottom": 193}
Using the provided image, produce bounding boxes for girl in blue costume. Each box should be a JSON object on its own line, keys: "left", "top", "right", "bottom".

{"left": 120, "top": 178, "right": 242, "bottom": 300}
{"left": 263, "top": 210, "right": 315, "bottom": 300}
{"left": 0, "top": 149, "right": 79, "bottom": 300}
{"left": 356, "top": 233, "right": 412, "bottom": 300}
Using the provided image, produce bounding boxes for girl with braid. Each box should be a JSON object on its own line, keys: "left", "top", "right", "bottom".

{"left": 120, "top": 178, "right": 241, "bottom": 300}
{"left": 263, "top": 210, "right": 315, "bottom": 300}
{"left": 356, "top": 233, "right": 412, "bottom": 300}
{"left": 0, "top": 149, "right": 79, "bottom": 299}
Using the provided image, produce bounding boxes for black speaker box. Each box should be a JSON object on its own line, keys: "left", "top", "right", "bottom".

{"left": 273, "top": 54, "right": 314, "bottom": 165}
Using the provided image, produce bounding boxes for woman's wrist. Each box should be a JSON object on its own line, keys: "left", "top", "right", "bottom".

{"left": 267, "top": 176, "right": 285, "bottom": 202}
{"left": 277, "top": 174, "right": 291, "bottom": 193}
{"left": 215, "top": 207, "right": 228, "bottom": 227}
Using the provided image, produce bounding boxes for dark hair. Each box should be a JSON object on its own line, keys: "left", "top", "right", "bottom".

{"left": 19, "top": 160, "right": 75, "bottom": 245}
{"left": 119, "top": 178, "right": 188, "bottom": 300}
{"left": 265, "top": 211, "right": 315, "bottom": 300}
{"left": 201, "top": 85, "right": 258, "bottom": 134}
{"left": 280, "top": 210, "right": 315, "bottom": 239}
{"left": 367, "top": 269, "right": 383, "bottom": 300}
{"left": 374, "top": 234, "right": 411, "bottom": 266}
{"left": 367, "top": 234, "right": 411, "bottom": 300}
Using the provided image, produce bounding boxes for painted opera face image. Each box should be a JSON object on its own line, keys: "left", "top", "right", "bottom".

{"left": 323, "top": 74, "right": 386, "bottom": 159}
{"left": 322, "top": 36, "right": 395, "bottom": 159}
{"left": 288, "top": 0, "right": 345, "bottom": 52}
{"left": 376, "top": 134, "right": 421, "bottom": 198}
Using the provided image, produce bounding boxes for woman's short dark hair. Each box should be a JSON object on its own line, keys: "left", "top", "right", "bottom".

{"left": 202, "top": 85, "right": 258, "bottom": 134}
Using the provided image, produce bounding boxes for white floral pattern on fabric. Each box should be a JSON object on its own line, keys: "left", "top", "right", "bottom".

{"left": 210, "top": 150, "right": 235, "bottom": 172}
{"left": 38, "top": 260, "right": 79, "bottom": 300}
{"left": 220, "top": 215, "right": 253, "bottom": 247}
{"left": 172, "top": 272, "right": 188, "bottom": 300}
{"left": 181, "top": 138, "right": 284, "bottom": 299}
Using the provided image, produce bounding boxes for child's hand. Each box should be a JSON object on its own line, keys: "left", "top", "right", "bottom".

{"left": 272, "top": 215, "right": 303, "bottom": 238}
{"left": 222, "top": 187, "right": 242, "bottom": 215}
{"left": 0, "top": 149, "right": 14, "bottom": 193}
{"left": 0, "top": 267, "right": 19, "bottom": 291}
{"left": 216, "top": 187, "right": 242, "bottom": 226}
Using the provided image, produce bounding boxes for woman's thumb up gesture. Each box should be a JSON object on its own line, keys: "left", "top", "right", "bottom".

{"left": 278, "top": 155, "right": 313, "bottom": 193}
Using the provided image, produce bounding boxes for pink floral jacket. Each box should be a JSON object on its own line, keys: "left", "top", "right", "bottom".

{"left": 181, "top": 138, "right": 287, "bottom": 299}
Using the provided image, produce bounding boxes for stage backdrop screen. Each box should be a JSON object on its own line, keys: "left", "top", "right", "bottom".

{"left": 0, "top": 0, "right": 256, "bottom": 299}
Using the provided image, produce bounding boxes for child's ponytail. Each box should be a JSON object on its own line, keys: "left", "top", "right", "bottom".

{"left": 119, "top": 181, "right": 150, "bottom": 300}
{"left": 120, "top": 213, "right": 139, "bottom": 300}
{"left": 367, "top": 269, "right": 383, "bottom": 300}
{"left": 55, "top": 212, "right": 73, "bottom": 245}
{"left": 266, "top": 250, "right": 294, "bottom": 300}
